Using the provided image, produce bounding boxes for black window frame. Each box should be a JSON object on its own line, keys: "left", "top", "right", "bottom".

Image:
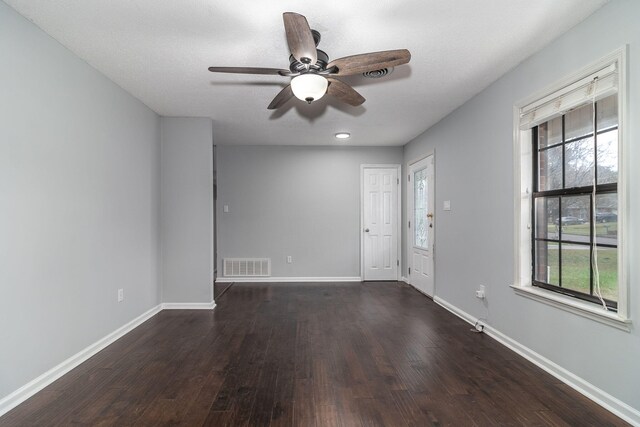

{"left": 531, "top": 100, "right": 618, "bottom": 311}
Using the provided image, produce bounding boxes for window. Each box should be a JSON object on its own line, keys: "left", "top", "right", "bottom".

{"left": 532, "top": 95, "right": 618, "bottom": 309}
{"left": 513, "top": 49, "right": 629, "bottom": 328}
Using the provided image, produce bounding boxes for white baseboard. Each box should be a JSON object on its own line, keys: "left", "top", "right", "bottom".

{"left": 406, "top": 283, "right": 434, "bottom": 300}
{"left": 0, "top": 300, "right": 217, "bottom": 418}
{"left": 433, "top": 296, "right": 640, "bottom": 426}
{"left": 162, "top": 301, "right": 216, "bottom": 310}
{"left": 0, "top": 304, "right": 162, "bottom": 417}
{"left": 215, "top": 276, "right": 362, "bottom": 283}
{"left": 433, "top": 296, "right": 477, "bottom": 325}
{"left": 400, "top": 276, "right": 409, "bottom": 283}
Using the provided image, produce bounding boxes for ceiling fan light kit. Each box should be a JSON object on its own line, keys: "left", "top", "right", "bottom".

{"left": 208, "top": 12, "right": 411, "bottom": 110}
{"left": 291, "top": 74, "right": 328, "bottom": 103}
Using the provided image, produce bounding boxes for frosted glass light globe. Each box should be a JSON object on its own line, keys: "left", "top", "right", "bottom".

{"left": 291, "top": 74, "right": 328, "bottom": 103}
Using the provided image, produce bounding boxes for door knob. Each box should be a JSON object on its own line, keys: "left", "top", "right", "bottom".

{"left": 364, "top": 228, "right": 370, "bottom": 232}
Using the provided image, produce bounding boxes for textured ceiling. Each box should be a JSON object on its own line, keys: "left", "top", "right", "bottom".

{"left": 5, "top": 0, "right": 606, "bottom": 146}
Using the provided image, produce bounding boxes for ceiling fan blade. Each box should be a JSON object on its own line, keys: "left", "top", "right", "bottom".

{"left": 283, "top": 12, "right": 317, "bottom": 66}
{"left": 267, "top": 85, "right": 295, "bottom": 110}
{"left": 208, "top": 66, "right": 289, "bottom": 76}
{"left": 327, "top": 49, "right": 411, "bottom": 76}
{"left": 327, "top": 78, "right": 365, "bottom": 106}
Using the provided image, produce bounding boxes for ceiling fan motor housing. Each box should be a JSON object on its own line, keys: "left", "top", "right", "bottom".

{"left": 289, "top": 48, "right": 328, "bottom": 74}
{"left": 289, "top": 29, "right": 328, "bottom": 74}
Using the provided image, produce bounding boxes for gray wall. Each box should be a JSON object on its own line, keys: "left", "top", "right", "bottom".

{"left": 217, "top": 145, "right": 402, "bottom": 278}
{"left": 403, "top": 0, "right": 639, "bottom": 412}
{"left": 0, "top": 1, "right": 161, "bottom": 400}
{"left": 160, "top": 117, "right": 214, "bottom": 303}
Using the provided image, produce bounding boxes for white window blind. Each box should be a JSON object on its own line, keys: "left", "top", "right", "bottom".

{"left": 519, "top": 62, "right": 618, "bottom": 130}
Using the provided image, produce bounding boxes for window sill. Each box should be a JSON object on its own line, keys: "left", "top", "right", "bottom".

{"left": 511, "top": 284, "right": 631, "bottom": 332}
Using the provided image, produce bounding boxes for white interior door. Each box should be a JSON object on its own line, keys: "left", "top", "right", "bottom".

{"left": 362, "top": 167, "right": 399, "bottom": 281}
{"left": 408, "top": 156, "right": 435, "bottom": 296}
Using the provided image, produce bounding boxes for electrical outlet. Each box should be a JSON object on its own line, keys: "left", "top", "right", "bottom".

{"left": 475, "top": 285, "right": 486, "bottom": 299}
{"left": 286, "top": 256, "right": 293, "bottom": 264}
{"left": 118, "top": 288, "right": 124, "bottom": 302}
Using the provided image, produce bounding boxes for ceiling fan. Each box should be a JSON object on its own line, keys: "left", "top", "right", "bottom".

{"left": 208, "top": 12, "right": 411, "bottom": 110}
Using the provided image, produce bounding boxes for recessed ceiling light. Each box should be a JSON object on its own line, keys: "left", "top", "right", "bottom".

{"left": 335, "top": 132, "right": 351, "bottom": 140}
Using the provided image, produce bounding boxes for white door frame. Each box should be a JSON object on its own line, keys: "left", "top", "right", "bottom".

{"left": 406, "top": 151, "right": 435, "bottom": 293}
{"left": 360, "top": 164, "right": 402, "bottom": 281}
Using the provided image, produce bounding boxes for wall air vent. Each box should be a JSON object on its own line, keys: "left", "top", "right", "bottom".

{"left": 223, "top": 258, "right": 271, "bottom": 277}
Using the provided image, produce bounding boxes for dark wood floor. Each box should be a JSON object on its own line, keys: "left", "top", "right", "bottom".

{"left": 1, "top": 282, "right": 627, "bottom": 426}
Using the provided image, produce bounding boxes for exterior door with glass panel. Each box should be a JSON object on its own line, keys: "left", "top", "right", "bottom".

{"left": 408, "top": 156, "right": 434, "bottom": 296}
{"left": 362, "top": 167, "right": 399, "bottom": 281}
